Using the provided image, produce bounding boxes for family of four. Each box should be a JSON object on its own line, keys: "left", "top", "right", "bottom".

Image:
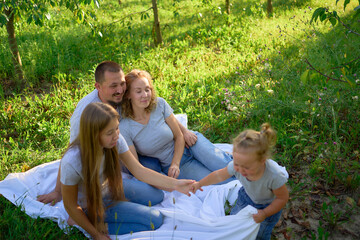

{"left": 37, "top": 61, "right": 289, "bottom": 240}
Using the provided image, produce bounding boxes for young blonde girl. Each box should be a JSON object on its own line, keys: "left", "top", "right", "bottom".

{"left": 191, "top": 123, "right": 289, "bottom": 240}
{"left": 61, "top": 102, "right": 194, "bottom": 239}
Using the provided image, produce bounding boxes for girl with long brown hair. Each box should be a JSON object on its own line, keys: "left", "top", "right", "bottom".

{"left": 61, "top": 102, "right": 194, "bottom": 239}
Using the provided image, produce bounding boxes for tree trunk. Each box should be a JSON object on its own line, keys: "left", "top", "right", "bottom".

{"left": 267, "top": 0, "right": 273, "bottom": 17}
{"left": 225, "top": 0, "right": 230, "bottom": 15}
{"left": 151, "top": 0, "right": 163, "bottom": 46}
{"left": 5, "top": 8, "right": 24, "bottom": 82}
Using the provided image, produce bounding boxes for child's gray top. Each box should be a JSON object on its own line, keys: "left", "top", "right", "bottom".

{"left": 119, "top": 97, "right": 175, "bottom": 168}
{"left": 227, "top": 159, "right": 288, "bottom": 204}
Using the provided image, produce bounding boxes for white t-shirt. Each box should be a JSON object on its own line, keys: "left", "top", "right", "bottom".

{"left": 119, "top": 97, "right": 174, "bottom": 167}
{"left": 69, "top": 89, "right": 122, "bottom": 143}
{"left": 60, "top": 134, "right": 128, "bottom": 208}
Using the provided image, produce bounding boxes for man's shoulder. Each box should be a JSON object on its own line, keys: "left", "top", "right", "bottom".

{"left": 73, "top": 89, "right": 101, "bottom": 113}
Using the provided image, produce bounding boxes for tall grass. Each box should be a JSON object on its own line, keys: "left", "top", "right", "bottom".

{"left": 0, "top": 0, "right": 359, "bottom": 238}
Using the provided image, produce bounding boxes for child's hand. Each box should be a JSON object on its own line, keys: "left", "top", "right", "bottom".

{"left": 252, "top": 209, "right": 267, "bottom": 223}
{"left": 190, "top": 182, "right": 203, "bottom": 194}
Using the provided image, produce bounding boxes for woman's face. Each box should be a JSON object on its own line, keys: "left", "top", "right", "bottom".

{"left": 99, "top": 118, "right": 120, "bottom": 149}
{"left": 128, "top": 77, "right": 152, "bottom": 110}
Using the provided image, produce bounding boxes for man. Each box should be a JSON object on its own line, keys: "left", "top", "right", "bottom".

{"left": 38, "top": 61, "right": 198, "bottom": 206}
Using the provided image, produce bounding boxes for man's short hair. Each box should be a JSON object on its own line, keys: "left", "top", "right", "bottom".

{"left": 95, "top": 61, "right": 124, "bottom": 83}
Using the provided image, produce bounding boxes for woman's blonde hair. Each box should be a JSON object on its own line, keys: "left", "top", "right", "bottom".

{"left": 121, "top": 69, "right": 157, "bottom": 119}
{"left": 68, "top": 102, "right": 126, "bottom": 232}
{"left": 233, "top": 123, "right": 277, "bottom": 161}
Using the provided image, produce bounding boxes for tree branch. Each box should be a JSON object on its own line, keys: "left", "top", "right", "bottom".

{"left": 304, "top": 58, "right": 347, "bottom": 83}
{"left": 107, "top": 7, "right": 153, "bottom": 26}
{"left": 336, "top": 16, "right": 360, "bottom": 36}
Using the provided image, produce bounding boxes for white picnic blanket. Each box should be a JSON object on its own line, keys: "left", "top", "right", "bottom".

{"left": 0, "top": 116, "right": 288, "bottom": 239}
{"left": 0, "top": 144, "right": 264, "bottom": 240}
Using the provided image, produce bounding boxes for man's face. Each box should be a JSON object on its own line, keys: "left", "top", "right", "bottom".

{"left": 96, "top": 71, "right": 126, "bottom": 106}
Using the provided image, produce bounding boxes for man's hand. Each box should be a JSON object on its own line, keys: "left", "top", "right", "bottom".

{"left": 183, "top": 130, "right": 197, "bottom": 148}
{"left": 37, "top": 191, "right": 62, "bottom": 205}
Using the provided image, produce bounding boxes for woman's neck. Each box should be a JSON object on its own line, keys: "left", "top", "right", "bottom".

{"left": 132, "top": 105, "right": 149, "bottom": 124}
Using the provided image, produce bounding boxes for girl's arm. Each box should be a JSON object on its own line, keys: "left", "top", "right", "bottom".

{"left": 128, "top": 145, "right": 139, "bottom": 161}
{"left": 61, "top": 184, "right": 110, "bottom": 240}
{"left": 192, "top": 167, "right": 231, "bottom": 193}
{"left": 253, "top": 184, "right": 289, "bottom": 223}
{"left": 37, "top": 166, "right": 62, "bottom": 205}
{"left": 165, "top": 114, "right": 185, "bottom": 178}
{"left": 120, "top": 150, "right": 194, "bottom": 196}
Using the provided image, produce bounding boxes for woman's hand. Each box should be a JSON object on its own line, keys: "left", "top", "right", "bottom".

{"left": 37, "top": 190, "right": 62, "bottom": 205}
{"left": 168, "top": 164, "right": 180, "bottom": 179}
{"left": 174, "top": 179, "right": 196, "bottom": 196}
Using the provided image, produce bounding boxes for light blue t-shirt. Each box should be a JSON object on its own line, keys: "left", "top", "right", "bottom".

{"left": 119, "top": 97, "right": 174, "bottom": 167}
{"left": 227, "top": 159, "right": 288, "bottom": 204}
{"left": 69, "top": 89, "right": 122, "bottom": 143}
{"left": 60, "top": 134, "right": 128, "bottom": 208}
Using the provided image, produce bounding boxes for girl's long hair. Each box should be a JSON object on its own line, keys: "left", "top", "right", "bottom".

{"left": 68, "top": 102, "right": 126, "bottom": 232}
{"left": 233, "top": 123, "right": 277, "bottom": 161}
{"left": 121, "top": 69, "right": 157, "bottom": 119}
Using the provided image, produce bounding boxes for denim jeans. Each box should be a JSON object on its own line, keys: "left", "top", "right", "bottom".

{"left": 123, "top": 155, "right": 164, "bottom": 206}
{"left": 163, "top": 132, "right": 235, "bottom": 183}
{"left": 230, "top": 187, "right": 281, "bottom": 240}
{"left": 103, "top": 199, "right": 163, "bottom": 235}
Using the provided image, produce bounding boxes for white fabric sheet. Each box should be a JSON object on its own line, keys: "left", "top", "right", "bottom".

{"left": 0, "top": 144, "right": 264, "bottom": 240}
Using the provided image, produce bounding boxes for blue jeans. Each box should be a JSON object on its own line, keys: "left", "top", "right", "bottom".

{"left": 103, "top": 199, "right": 163, "bottom": 235}
{"left": 163, "top": 132, "right": 235, "bottom": 183}
{"left": 123, "top": 155, "right": 164, "bottom": 206}
{"left": 230, "top": 187, "right": 281, "bottom": 240}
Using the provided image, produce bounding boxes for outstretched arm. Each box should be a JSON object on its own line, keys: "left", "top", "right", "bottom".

{"left": 191, "top": 167, "right": 231, "bottom": 193}
{"left": 252, "top": 184, "right": 289, "bottom": 223}
{"left": 120, "top": 150, "right": 194, "bottom": 196}
{"left": 37, "top": 166, "right": 62, "bottom": 205}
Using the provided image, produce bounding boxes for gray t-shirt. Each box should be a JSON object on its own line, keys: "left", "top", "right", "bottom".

{"left": 227, "top": 159, "right": 288, "bottom": 204}
{"left": 60, "top": 134, "right": 128, "bottom": 208}
{"left": 69, "top": 89, "right": 122, "bottom": 143}
{"left": 119, "top": 97, "right": 174, "bottom": 167}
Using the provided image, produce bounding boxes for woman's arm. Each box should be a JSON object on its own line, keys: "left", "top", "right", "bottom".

{"left": 37, "top": 166, "right": 62, "bottom": 205}
{"left": 120, "top": 150, "right": 194, "bottom": 196}
{"left": 252, "top": 184, "right": 289, "bottom": 223}
{"left": 165, "top": 114, "right": 185, "bottom": 178}
{"left": 61, "top": 184, "right": 110, "bottom": 240}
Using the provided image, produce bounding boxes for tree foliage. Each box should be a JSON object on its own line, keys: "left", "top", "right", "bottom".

{"left": 0, "top": 0, "right": 100, "bottom": 85}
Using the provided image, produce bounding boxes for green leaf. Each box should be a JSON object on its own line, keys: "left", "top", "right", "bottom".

{"left": 344, "top": 0, "right": 350, "bottom": 10}
{"left": 300, "top": 70, "right": 310, "bottom": 84}
{"left": 329, "top": 17, "right": 337, "bottom": 26}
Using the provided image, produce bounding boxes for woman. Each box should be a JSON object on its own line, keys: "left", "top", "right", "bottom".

{"left": 61, "top": 102, "right": 194, "bottom": 239}
{"left": 120, "top": 69, "right": 234, "bottom": 181}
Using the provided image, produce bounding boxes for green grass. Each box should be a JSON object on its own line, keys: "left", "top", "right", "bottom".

{"left": 0, "top": 0, "right": 359, "bottom": 238}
